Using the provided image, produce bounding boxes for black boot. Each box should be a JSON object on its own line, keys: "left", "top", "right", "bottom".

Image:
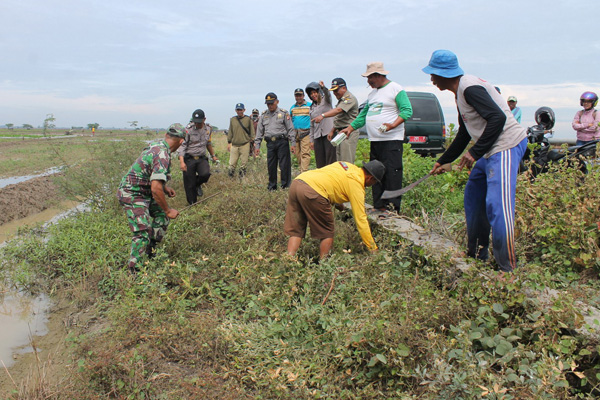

{"left": 146, "top": 239, "right": 157, "bottom": 259}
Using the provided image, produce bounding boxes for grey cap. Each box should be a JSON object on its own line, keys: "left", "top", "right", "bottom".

{"left": 363, "top": 160, "right": 385, "bottom": 183}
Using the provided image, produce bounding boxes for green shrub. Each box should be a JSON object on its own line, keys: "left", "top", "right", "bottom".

{"left": 3, "top": 135, "right": 600, "bottom": 399}
{"left": 516, "top": 163, "right": 600, "bottom": 272}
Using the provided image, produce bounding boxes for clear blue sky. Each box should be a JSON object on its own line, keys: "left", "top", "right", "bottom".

{"left": 1, "top": 0, "right": 598, "bottom": 141}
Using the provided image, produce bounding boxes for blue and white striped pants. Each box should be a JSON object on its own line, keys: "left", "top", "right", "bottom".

{"left": 464, "top": 138, "right": 527, "bottom": 272}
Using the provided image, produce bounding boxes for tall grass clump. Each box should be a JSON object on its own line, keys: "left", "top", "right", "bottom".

{"left": 50, "top": 136, "right": 153, "bottom": 211}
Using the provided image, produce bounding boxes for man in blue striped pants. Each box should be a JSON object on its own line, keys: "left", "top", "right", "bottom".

{"left": 422, "top": 50, "right": 528, "bottom": 272}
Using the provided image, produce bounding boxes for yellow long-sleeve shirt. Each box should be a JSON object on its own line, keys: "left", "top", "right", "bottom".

{"left": 296, "top": 162, "right": 377, "bottom": 250}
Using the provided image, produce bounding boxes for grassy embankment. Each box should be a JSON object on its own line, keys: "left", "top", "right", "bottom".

{"left": 1, "top": 133, "right": 600, "bottom": 399}
{"left": 0, "top": 128, "right": 153, "bottom": 178}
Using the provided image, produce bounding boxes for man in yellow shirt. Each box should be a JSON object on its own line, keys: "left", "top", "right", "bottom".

{"left": 284, "top": 160, "right": 385, "bottom": 259}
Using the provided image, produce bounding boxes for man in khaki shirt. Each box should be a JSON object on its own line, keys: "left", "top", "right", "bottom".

{"left": 227, "top": 103, "right": 255, "bottom": 178}
{"left": 312, "top": 78, "right": 359, "bottom": 163}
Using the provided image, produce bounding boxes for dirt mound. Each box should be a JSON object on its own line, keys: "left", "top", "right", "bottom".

{"left": 0, "top": 176, "right": 61, "bottom": 225}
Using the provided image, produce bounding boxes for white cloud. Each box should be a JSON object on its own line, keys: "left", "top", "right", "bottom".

{"left": 1, "top": 0, "right": 598, "bottom": 129}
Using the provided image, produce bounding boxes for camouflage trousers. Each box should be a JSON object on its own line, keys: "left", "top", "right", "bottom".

{"left": 119, "top": 198, "right": 170, "bottom": 271}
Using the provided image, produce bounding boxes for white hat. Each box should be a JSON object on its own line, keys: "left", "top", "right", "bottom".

{"left": 361, "top": 62, "right": 390, "bottom": 77}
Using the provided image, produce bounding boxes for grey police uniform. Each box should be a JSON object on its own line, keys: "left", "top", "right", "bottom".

{"left": 255, "top": 108, "right": 296, "bottom": 190}
{"left": 178, "top": 123, "right": 212, "bottom": 204}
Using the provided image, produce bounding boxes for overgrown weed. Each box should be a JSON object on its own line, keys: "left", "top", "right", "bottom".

{"left": 2, "top": 136, "right": 600, "bottom": 398}
{"left": 516, "top": 161, "right": 600, "bottom": 272}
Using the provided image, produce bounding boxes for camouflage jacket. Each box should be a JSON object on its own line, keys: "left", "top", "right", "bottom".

{"left": 117, "top": 139, "right": 172, "bottom": 203}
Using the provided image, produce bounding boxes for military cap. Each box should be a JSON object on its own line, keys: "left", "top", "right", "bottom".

{"left": 167, "top": 123, "right": 186, "bottom": 138}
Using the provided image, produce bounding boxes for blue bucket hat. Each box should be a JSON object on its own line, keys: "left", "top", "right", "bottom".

{"left": 422, "top": 50, "right": 464, "bottom": 78}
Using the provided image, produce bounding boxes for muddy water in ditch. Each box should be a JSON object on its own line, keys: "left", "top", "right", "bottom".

{"left": 0, "top": 200, "right": 79, "bottom": 243}
{"left": 0, "top": 200, "right": 80, "bottom": 368}
{"left": 0, "top": 167, "right": 63, "bottom": 189}
{"left": 0, "top": 292, "right": 50, "bottom": 368}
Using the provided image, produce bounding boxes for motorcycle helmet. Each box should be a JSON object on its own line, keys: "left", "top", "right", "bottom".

{"left": 580, "top": 91, "right": 598, "bottom": 107}
{"left": 305, "top": 81, "right": 320, "bottom": 95}
{"left": 534, "top": 106, "right": 555, "bottom": 130}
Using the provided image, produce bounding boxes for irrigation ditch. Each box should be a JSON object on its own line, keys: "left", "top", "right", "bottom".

{"left": 0, "top": 169, "right": 90, "bottom": 394}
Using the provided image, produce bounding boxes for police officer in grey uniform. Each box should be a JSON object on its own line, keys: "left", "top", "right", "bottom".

{"left": 178, "top": 109, "right": 218, "bottom": 204}
{"left": 254, "top": 92, "right": 296, "bottom": 190}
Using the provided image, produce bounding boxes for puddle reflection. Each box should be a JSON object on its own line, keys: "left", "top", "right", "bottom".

{"left": 0, "top": 291, "right": 50, "bottom": 368}
{"left": 0, "top": 167, "right": 63, "bottom": 189}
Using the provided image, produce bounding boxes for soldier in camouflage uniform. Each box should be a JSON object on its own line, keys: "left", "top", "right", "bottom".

{"left": 117, "top": 123, "right": 186, "bottom": 272}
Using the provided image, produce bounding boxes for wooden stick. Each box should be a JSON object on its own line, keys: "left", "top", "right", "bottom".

{"left": 321, "top": 273, "right": 338, "bottom": 305}
{"left": 179, "top": 191, "right": 221, "bottom": 213}
{"left": 1, "top": 359, "right": 17, "bottom": 389}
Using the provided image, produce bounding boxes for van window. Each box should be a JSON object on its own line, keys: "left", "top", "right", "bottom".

{"left": 407, "top": 98, "right": 441, "bottom": 122}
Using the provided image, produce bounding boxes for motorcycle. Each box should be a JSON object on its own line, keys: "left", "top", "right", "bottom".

{"left": 520, "top": 106, "right": 599, "bottom": 177}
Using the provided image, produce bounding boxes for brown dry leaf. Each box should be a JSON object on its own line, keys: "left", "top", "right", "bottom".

{"left": 477, "top": 385, "right": 489, "bottom": 396}
{"left": 268, "top": 367, "right": 282, "bottom": 379}
{"left": 493, "top": 383, "right": 507, "bottom": 394}
{"left": 287, "top": 372, "right": 298, "bottom": 382}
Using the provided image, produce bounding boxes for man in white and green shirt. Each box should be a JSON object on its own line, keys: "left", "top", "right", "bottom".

{"left": 340, "top": 62, "right": 413, "bottom": 213}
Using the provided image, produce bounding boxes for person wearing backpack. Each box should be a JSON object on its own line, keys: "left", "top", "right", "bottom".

{"left": 572, "top": 92, "right": 600, "bottom": 146}
{"left": 227, "top": 103, "right": 255, "bottom": 178}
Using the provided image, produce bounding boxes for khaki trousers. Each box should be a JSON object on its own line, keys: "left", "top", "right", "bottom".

{"left": 295, "top": 132, "right": 312, "bottom": 173}
{"left": 229, "top": 143, "right": 250, "bottom": 173}
{"left": 336, "top": 129, "right": 359, "bottom": 164}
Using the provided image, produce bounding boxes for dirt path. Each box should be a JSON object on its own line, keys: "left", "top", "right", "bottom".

{"left": 0, "top": 175, "right": 62, "bottom": 225}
